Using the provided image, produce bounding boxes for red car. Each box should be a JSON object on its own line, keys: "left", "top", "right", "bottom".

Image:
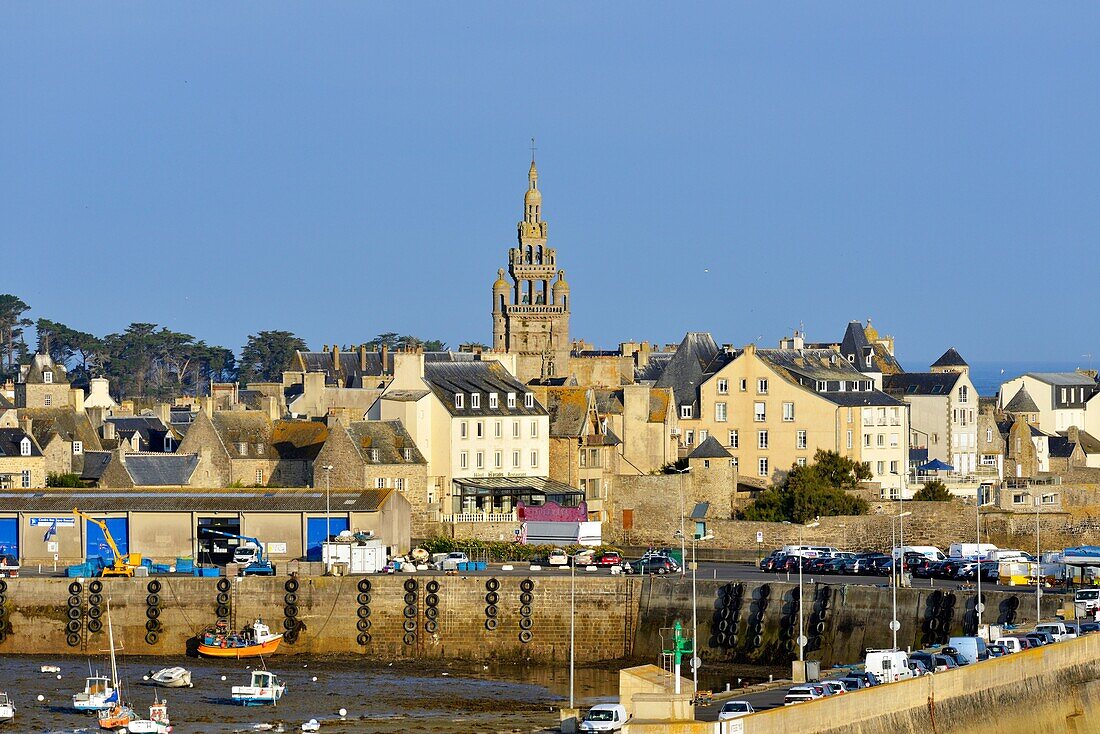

{"left": 594, "top": 551, "right": 624, "bottom": 568}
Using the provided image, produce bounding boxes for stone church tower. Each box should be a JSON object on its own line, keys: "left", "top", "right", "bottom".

{"left": 492, "top": 157, "right": 571, "bottom": 382}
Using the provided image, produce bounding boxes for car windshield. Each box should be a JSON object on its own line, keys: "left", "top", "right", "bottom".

{"left": 723, "top": 703, "right": 750, "bottom": 712}
{"left": 1077, "top": 590, "right": 1100, "bottom": 601}
{"left": 585, "top": 710, "right": 614, "bottom": 722}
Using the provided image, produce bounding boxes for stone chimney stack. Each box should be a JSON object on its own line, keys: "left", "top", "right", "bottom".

{"left": 19, "top": 416, "right": 32, "bottom": 438}
{"left": 69, "top": 387, "right": 85, "bottom": 412}
{"left": 102, "top": 420, "right": 116, "bottom": 441}
{"left": 1068, "top": 425, "right": 1081, "bottom": 444}
{"left": 154, "top": 402, "right": 171, "bottom": 426}
{"left": 380, "top": 344, "right": 389, "bottom": 375}
{"left": 359, "top": 344, "right": 368, "bottom": 372}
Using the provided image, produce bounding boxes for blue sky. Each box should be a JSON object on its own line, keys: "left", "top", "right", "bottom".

{"left": 2, "top": 4, "right": 1098, "bottom": 366}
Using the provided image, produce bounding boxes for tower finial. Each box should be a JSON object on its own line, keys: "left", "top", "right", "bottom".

{"left": 530, "top": 137, "right": 537, "bottom": 164}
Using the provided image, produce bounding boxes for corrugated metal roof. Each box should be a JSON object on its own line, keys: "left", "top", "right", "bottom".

{"left": 0, "top": 488, "right": 393, "bottom": 513}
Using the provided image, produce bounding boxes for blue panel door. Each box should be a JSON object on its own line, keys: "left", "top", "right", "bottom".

{"left": 0, "top": 519, "right": 17, "bottom": 558}
{"left": 306, "top": 517, "right": 349, "bottom": 561}
{"left": 86, "top": 518, "right": 128, "bottom": 562}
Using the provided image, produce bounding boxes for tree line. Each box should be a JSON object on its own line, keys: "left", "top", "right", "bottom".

{"left": 0, "top": 294, "right": 447, "bottom": 400}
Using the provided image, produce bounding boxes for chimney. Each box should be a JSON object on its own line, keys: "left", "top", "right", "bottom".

{"left": 262, "top": 396, "right": 279, "bottom": 421}
{"left": 102, "top": 420, "right": 116, "bottom": 441}
{"left": 380, "top": 344, "right": 389, "bottom": 375}
{"left": 19, "top": 416, "right": 32, "bottom": 438}
{"left": 392, "top": 351, "right": 426, "bottom": 386}
{"left": 359, "top": 344, "right": 368, "bottom": 372}
{"left": 154, "top": 402, "right": 171, "bottom": 426}
{"left": 323, "top": 345, "right": 330, "bottom": 353}
{"left": 332, "top": 344, "right": 341, "bottom": 369}
{"left": 1068, "top": 425, "right": 1081, "bottom": 444}
{"left": 69, "top": 387, "right": 85, "bottom": 412}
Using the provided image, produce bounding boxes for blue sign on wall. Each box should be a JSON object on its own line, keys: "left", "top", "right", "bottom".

{"left": 0, "top": 518, "right": 17, "bottom": 557}
{"left": 306, "top": 517, "right": 349, "bottom": 561}
{"left": 86, "top": 518, "right": 128, "bottom": 562}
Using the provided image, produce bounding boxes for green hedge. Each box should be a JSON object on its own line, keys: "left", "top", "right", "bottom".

{"left": 416, "top": 537, "right": 621, "bottom": 562}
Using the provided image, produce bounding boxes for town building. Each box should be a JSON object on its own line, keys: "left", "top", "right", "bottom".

{"left": 19, "top": 408, "right": 103, "bottom": 477}
{"left": 0, "top": 427, "right": 46, "bottom": 489}
{"left": 998, "top": 371, "right": 1098, "bottom": 434}
{"left": 594, "top": 384, "right": 679, "bottom": 476}
{"left": 14, "top": 353, "right": 74, "bottom": 409}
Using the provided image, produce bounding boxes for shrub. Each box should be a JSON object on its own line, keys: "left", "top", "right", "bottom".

{"left": 913, "top": 479, "right": 952, "bottom": 501}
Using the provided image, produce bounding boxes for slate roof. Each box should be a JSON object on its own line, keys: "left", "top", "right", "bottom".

{"left": 0, "top": 393, "right": 13, "bottom": 410}
{"left": 883, "top": 372, "right": 961, "bottom": 397}
{"left": 1047, "top": 435, "right": 1076, "bottom": 459}
{"left": 0, "top": 488, "right": 395, "bottom": 513}
{"left": 21, "top": 408, "right": 102, "bottom": 450}
{"left": 757, "top": 348, "right": 867, "bottom": 384}
{"left": 295, "top": 350, "right": 386, "bottom": 388}
{"left": 931, "top": 348, "right": 968, "bottom": 368}
{"left": 122, "top": 453, "right": 201, "bottom": 486}
{"left": 543, "top": 388, "right": 590, "bottom": 437}
{"left": 346, "top": 421, "right": 425, "bottom": 464}
{"left": 1024, "top": 372, "right": 1097, "bottom": 387}
{"left": 382, "top": 389, "right": 431, "bottom": 402}
{"left": 1074, "top": 431, "right": 1100, "bottom": 455}
{"left": 80, "top": 451, "right": 112, "bottom": 481}
{"left": 20, "top": 353, "right": 68, "bottom": 385}
{"left": 654, "top": 333, "right": 721, "bottom": 409}
{"left": 270, "top": 421, "right": 329, "bottom": 461}
{"left": 423, "top": 362, "right": 545, "bottom": 417}
{"left": 635, "top": 352, "right": 674, "bottom": 383}
{"left": 0, "top": 428, "right": 42, "bottom": 457}
{"left": 106, "top": 416, "right": 170, "bottom": 448}
{"left": 208, "top": 413, "right": 328, "bottom": 460}
{"left": 688, "top": 436, "right": 733, "bottom": 459}
{"left": 818, "top": 389, "right": 906, "bottom": 408}
{"left": 1004, "top": 386, "right": 1040, "bottom": 414}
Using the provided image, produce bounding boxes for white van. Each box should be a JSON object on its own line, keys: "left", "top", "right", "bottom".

{"left": 948, "top": 543, "right": 998, "bottom": 560}
{"left": 864, "top": 650, "right": 914, "bottom": 683}
{"left": 947, "top": 636, "right": 987, "bottom": 664}
{"left": 988, "top": 549, "right": 1030, "bottom": 562}
{"left": 1075, "top": 589, "right": 1100, "bottom": 618}
{"left": 995, "top": 636, "right": 1024, "bottom": 654}
{"left": 1035, "top": 622, "right": 1077, "bottom": 642}
{"left": 579, "top": 704, "right": 629, "bottom": 732}
{"left": 893, "top": 546, "right": 946, "bottom": 561}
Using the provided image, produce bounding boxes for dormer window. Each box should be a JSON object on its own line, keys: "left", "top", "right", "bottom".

{"left": 163, "top": 436, "right": 173, "bottom": 452}
{"left": 43, "top": 370, "right": 53, "bottom": 384}
{"left": 20, "top": 437, "right": 32, "bottom": 456}
{"left": 681, "top": 405, "right": 693, "bottom": 419}
{"left": 403, "top": 448, "right": 413, "bottom": 461}
{"left": 370, "top": 448, "right": 379, "bottom": 462}
{"left": 72, "top": 441, "right": 83, "bottom": 455}
{"left": 524, "top": 393, "right": 534, "bottom": 409}
{"left": 237, "top": 442, "right": 248, "bottom": 455}
{"left": 471, "top": 393, "right": 481, "bottom": 409}
{"left": 489, "top": 393, "right": 499, "bottom": 409}
{"left": 507, "top": 392, "right": 517, "bottom": 408}
{"left": 455, "top": 394, "right": 464, "bottom": 410}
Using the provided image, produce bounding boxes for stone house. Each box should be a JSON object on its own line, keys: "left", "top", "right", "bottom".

{"left": 976, "top": 408, "right": 1005, "bottom": 481}
{"left": 999, "top": 371, "right": 1098, "bottom": 434}
{"left": 532, "top": 386, "right": 622, "bottom": 522}
{"left": 312, "top": 420, "right": 429, "bottom": 535}
{"left": 177, "top": 411, "right": 328, "bottom": 488}
{"left": 103, "top": 415, "right": 179, "bottom": 453}
{"left": 15, "top": 353, "right": 74, "bottom": 409}
{"left": 594, "top": 384, "right": 679, "bottom": 476}
{"left": 0, "top": 427, "right": 46, "bottom": 488}
{"left": 19, "top": 408, "right": 103, "bottom": 477}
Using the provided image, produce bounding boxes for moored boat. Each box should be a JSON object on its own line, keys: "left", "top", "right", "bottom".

{"left": 197, "top": 619, "right": 283, "bottom": 659}
{"left": 0, "top": 691, "right": 14, "bottom": 722}
{"left": 231, "top": 669, "right": 286, "bottom": 706}
{"left": 128, "top": 693, "right": 172, "bottom": 733}
{"left": 149, "top": 667, "right": 192, "bottom": 688}
{"left": 73, "top": 674, "right": 116, "bottom": 712}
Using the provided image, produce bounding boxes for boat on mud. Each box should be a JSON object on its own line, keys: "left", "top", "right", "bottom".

{"left": 0, "top": 691, "right": 14, "bottom": 722}
{"left": 127, "top": 692, "right": 172, "bottom": 733}
{"left": 149, "top": 667, "right": 192, "bottom": 688}
{"left": 197, "top": 619, "right": 283, "bottom": 659}
{"left": 231, "top": 669, "right": 286, "bottom": 706}
{"left": 73, "top": 673, "right": 116, "bottom": 712}
{"left": 96, "top": 600, "right": 136, "bottom": 731}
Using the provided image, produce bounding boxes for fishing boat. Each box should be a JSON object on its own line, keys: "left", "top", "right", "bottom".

{"left": 73, "top": 673, "right": 116, "bottom": 712}
{"left": 196, "top": 619, "right": 283, "bottom": 659}
{"left": 149, "top": 667, "right": 192, "bottom": 688}
{"left": 127, "top": 692, "right": 172, "bottom": 733}
{"left": 96, "top": 601, "right": 135, "bottom": 730}
{"left": 230, "top": 669, "right": 286, "bottom": 706}
{"left": 0, "top": 692, "right": 14, "bottom": 722}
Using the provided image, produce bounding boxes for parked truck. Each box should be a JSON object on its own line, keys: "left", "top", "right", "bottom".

{"left": 203, "top": 529, "right": 275, "bottom": 575}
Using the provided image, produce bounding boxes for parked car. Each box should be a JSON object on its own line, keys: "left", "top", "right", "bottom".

{"left": 934, "top": 654, "right": 960, "bottom": 670}
{"left": 1025, "top": 631, "right": 1056, "bottom": 647}
{"left": 913, "top": 561, "right": 942, "bottom": 579}
{"left": 871, "top": 557, "right": 895, "bottom": 576}
{"left": 579, "top": 704, "right": 630, "bottom": 732}
{"left": 939, "top": 646, "right": 969, "bottom": 667}
{"left": 594, "top": 551, "right": 624, "bottom": 568}
{"left": 843, "top": 553, "right": 888, "bottom": 575}
{"left": 759, "top": 550, "right": 785, "bottom": 571}
{"left": 1035, "top": 623, "right": 1077, "bottom": 642}
{"left": 547, "top": 549, "right": 570, "bottom": 566}
{"left": 947, "top": 636, "right": 987, "bottom": 664}
{"left": 908, "top": 659, "right": 932, "bottom": 676}
{"left": 994, "top": 637, "right": 1023, "bottom": 654}
{"left": 783, "top": 687, "right": 818, "bottom": 705}
{"left": 717, "top": 701, "right": 755, "bottom": 720}
{"left": 839, "top": 676, "right": 867, "bottom": 690}
{"left": 433, "top": 552, "right": 468, "bottom": 571}
{"left": 627, "top": 556, "right": 678, "bottom": 575}
{"left": 847, "top": 671, "right": 881, "bottom": 687}
{"left": 821, "top": 680, "right": 847, "bottom": 696}
{"left": 572, "top": 549, "right": 596, "bottom": 566}
{"left": 986, "top": 643, "right": 1008, "bottom": 658}
{"left": 823, "top": 556, "right": 850, "bottom": 574}
{"left": 1079, "top": 622, "right": 1100, "bottom": 635}
{"left": 909, "top": 651, "right": 946, "bottom": 673}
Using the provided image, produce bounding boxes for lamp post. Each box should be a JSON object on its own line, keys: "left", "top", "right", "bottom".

{"left": 677, "top": 528, "right": 712, "bottom": 697}
{"left": 322, "top": 465, "right": 333, "bottom": 573}
{"left": 976, "top": 487, "right": 984, "bottom": 632}
{"left": 1035, "top": 495, "right": 1041, "bottom": 624}
{"left": 891, "top": 470, "right": 908, "bottom": 588}
{"left": 569, "top": 557, "right": 575, "bottom": 709}
{"left": 784, "top": 519, "right": 820, "bottom": 672}
{"left": 672, "top": 467, "right": 690, "bottom": 576}
{"left": 890, "top": 511, "right": 912, "bottom": 649}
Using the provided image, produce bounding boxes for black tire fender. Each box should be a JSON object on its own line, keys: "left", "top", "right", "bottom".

{"left": 403, "top": 605, "right": 416, "bottom": 619}
{"left": 66, "top": 632, "right": 81, "bottom": 647}
{"left": 402, "top": 632, "right": 415, "bottom": 646}
{"left": 146, "top": 594, "right": 160, "bottom": 607}
{"left": 68, "top": 581, "right": 83, "bottom": 595}
{"left": 486, "top": 578, "right": 500, "bottom": 592}
{"left": 403, "top": 579, "right": 417, "bottom": 593}
{"left": 425, "top": 619, "right": 439, "bottom": 634}
{"left": 145, "top": 606, "right": 160, "bottom": 620}
{"left": 284, "top": 592, "right": 298, "bottom": 606}
{"left": 520, "top": 579, "right": 534, "bottom": 593}
{"left": 147, "top": 579, "right": 162, "bottom": 594}
{"left": 216, "top": 592, "right": 230, "bottom": 605}
{"left": 486, "top": 604, "right": 499, "bottom": 618}
{"left": 403, "top": 619, "right": 417, "bottom": 633}
{"left": 356, "top": 592, "right": 371, "bottom": 606}
{"left": 357, "top": 617, "right": 371, "bottom": 632}
{"left": 87, "top": 618, "right": 103, "bottom": 634}
{"left": 519, "top": 630, "right": 533, "bottom": 643}
{"left": 519, "top": 592, "right": 533, "bottom": 606}
{"left": 144, "top": 630, "right": 158, "bottom": 645}
{"left": 357, "top": 606, "right": 371, "bottom": 619}
{"left": 356, "top": 578, "right": 371, "bottom": 593}
{"left": 357, "top": 632, "right": 370, "bottom": 646}
{"left": 216, "top": 578, "right": 231, "bottom": 592}
{"left": 485, "top": 618, "right": 498, "bottom": 631}
{"left": 89, "top": 580, "right": 103, "bottom": 594}
{"left": 215, "top": 604, "right": 229, "bottom": 618}
{"left": 88, "top": 606, "right": 102, "bottom": 620}
{"left": 485, "top": 591, "right": 499, "bottom": 605}
{"left": 285, "top": 577, "right": 300, "bottom": 593}
{"left": 426, "top": 580, "right": 440, "bottom": 594}
{"left": 284, "top": 604, "right": 299, "bottom": 618}
{"left": 67, "top": 606, "right": 81, "bottom": 620}
{"left": 519, "top": 617, "right": 533, "bottom": 630}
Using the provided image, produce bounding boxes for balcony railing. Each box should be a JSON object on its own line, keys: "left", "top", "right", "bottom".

{"left": 442, "top": 511, "right": 518, "bottom": 523}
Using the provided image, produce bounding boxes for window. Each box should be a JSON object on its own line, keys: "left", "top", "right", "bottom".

{"left": 681, "top": 405, "right": 693, "bottom": 419}
{"left": 715, "top": 402, "right": 727, "bottom": 422}
{"left": 847, "top": 430, "right": 853, "bottom": 449}
{"left": 783, "top": 402, "right": 795, "bottom": 422}
{"left": 958, "top": 385, "right": 968, "bottom": 403}
{"left": 460, "top": 421, "right": 468, "bottom": 439}
{"left": 471, "top": 393, "right": 481, "bottom": 409}
{"left": 731, "top": 457, "right": 738, "bottom": 468}
{"left": 863, "top": 434, "right": 872, "bottom": 448}
{"left": 512, "top": 450, "right": 521, "bottom": 468}
{"left": 489, "top": 393, "right": 498, "bottom": 409}
{"left": 44, "top": 393, "right": 52, "bottom": 406}
{"left": 43, "top": 370, "right": 53, "bottom": 384}
{"left": 685, "top": 430, "right": 695, "bottom": 445}
{"left": 580, "top": 450, "right": 587, "bottom": 468}
{"left": 476, "top": 421, "right": 484, "bottom": 438}
{"left": 589, "top": 448, "right": 601, "bottom": 468}
{"left": 163, "top": 436, "right": 173, "bottom": 452}
{"left": 699, "top": 430, "right": 709, "bottom": 442}
{"left": 890, "top": 460, "right": 899, "bottom": 473}
{"left": 758, "top": 430, "right": 769, "bottom": 449}
{"left": 455, "top": 393, "right": 464, "bottom": 409}
{"left": 796, "top": 430, "right": 807, "bottom": 449}
{"left": 21, "top": 470, "right": 30, "bottom": 488}
{"left": 20, "top": 437, "right": 31, "bottom": 457}
{"left": 376, "top": 477, "right": 386, "bottom": 489}
{"left": 494, "top": 421, "right": 502, "bottom": 438}
{"left": 876, "top": 461, "right": 885, "bottom": 475}
{"left": 507, "top": 393, "right": 516, "bottom": 408}
{"left": 758, "top": 457, "right": 769, "bottom": 477}
{"left": 530, "top": 420, "right": 538, "bottom": 438}
{"left": 72, "top": 441, "right": 83, "bottom": 455}
{"left": 754, "top": 402, "right": 766, "bottom": 422}
{"left": 729, "top": 430, "right": 739, "bottom": 449}
{"left": 395, "top": 478, "right": 405, "bottom": 491}
{"left": 890, "top": 433, "right": 899, "bottom": 447}
{"left": 717, "top": 379, "right": 728, "bottom": 394}
{"left": 1061, "top": 388, "right": 1067, "bottom": 403}
{"left": 255, "top": 468, "right": 264, "bottom": 485}
{"left": 796, "top": 457, "right": 807, "bottom": 467}
{"left": 524, "top": 393, "right": 535, "bottom": 409}
{"left": 403, "top": 448, "right": 413, "bottom": 461}
{"left": 757, "top": 378, "right": 769, "bottom": 394}
{"left": 704, "top": 459, "right": 711, "bottom": 468}
{"left": 476, "top": 451, "right": 484, "bottom": 469}
{"left": 739, "top": 379, "right": 747, "bottom": 392}
{"left": 1013, "top": 492, "right": 1027, "bottom": 505}
{"left": 588, "top": 478, "right": 601, "bottom": 499}
{"left": 513, "top": 420, "right": 520, "bottom": 438}
{"left": 530, "top": 450, "right": 539, "bottom": 468}
{"left": 460, "top": 451, "right": 469, "bottom": 469}
{"left": 877, "top": 434, "right": 885, "bottom": 447}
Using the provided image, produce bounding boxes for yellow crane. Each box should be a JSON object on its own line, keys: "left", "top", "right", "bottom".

{"left": 73, "top": 507, "right": 140, "bottom": 577}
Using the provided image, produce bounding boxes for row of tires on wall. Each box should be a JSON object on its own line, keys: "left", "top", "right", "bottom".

{"left": 355, "top": 578, "right": 373, "bottom": 646}
{"left": 781, "top": 587, "right": 830, "bottom": 655}
{"left": 283, "top": 577, "right": 301, "bottom": 645}
{"left": 65, "top": 579, "right": 105, "bottom": 647}
{"left": 922, "top": 589, "right": 957, "bottom": 645}
{"left": 517, "top": 578, "right": 534, "bottom": 644}
{"left": 0, "top": 579, "right": 10, "bottom": 644}
{"left": 711, "top": 582, "right": 745, "bottom": 649}
{"left": 144, "top": 579, "right": 164, "bottom": 645}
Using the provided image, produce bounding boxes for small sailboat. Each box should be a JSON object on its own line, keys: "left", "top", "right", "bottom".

{"left": 73, "top": 673, "right": 116, "bottom": 712}
{"left": 149, "top": 667, "right": 192, "bottom": 688}
{"left": 0, "top": 691, "right": 15, "bottom": 722}
{"left": 231, "top": 669, "right": 286, "bottom": 706}
{"left": 197, "top": 619, "right": 283, "bottom": 659}
{"left": 127, "top": 692, "right": 172, "bottom": 733}
{"left": 96, "top": 601, "right": 135, "bottom": 730}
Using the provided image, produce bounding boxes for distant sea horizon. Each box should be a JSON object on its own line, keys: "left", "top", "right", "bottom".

{"left": 903, "top": 359, "right": 1097, "bottom": 397}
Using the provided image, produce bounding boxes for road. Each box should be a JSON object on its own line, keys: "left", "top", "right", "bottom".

{"left": 696, "top": 685, "right": 791, "bottom": 720}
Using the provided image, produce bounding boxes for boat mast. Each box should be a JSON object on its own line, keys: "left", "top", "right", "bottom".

{"left": 106, "top": 599, "right": 119, "bottom": 691}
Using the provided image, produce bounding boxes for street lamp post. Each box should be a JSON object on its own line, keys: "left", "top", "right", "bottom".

{"left": 890, "top": 511, "right": 912, "bottom": 649}
{"left": 1035, "top": 495, "right": 1042, "bottom": 624}
{"left": 569, "top": 558, "right": 575, "bottom": 709}
{"left": 792, "top": 520, "right": 819, "bottom": 671}
{"left": 976, "top": 488, "right": 984, "bottom": 632}
{"left": 673, "top": 467, "right": 690, "bottom": 577}
{"left": 677, "top": 528, "right": 713, "bottom": 697}
{"left": 322, "top": 464, "right": 334, "bottom": 574}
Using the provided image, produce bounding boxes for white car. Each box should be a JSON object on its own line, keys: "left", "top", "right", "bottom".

{"left": 717, "top": 700, "right": 754, "bottom": 720}
{"left": 783, "top": 687, "right": 818, "bottom": 705}
{"left": 821, "top": 681, "right": 846, "bottom": 696}
{"left": 435, "top": 552, "right": 469, "bottom": 571}
{"left": 579, "top": 703, "right": 629, "bottom": 732}
{"left": 547, "top": 549, "right": 570, "bottom": 566}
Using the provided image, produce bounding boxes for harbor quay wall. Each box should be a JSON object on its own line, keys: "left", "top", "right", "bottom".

{"left": 0, "top": 574, "right": 642, "bottom": 663}
{"left": 727, "top": 632, "right": 1100, "bottom": 734}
